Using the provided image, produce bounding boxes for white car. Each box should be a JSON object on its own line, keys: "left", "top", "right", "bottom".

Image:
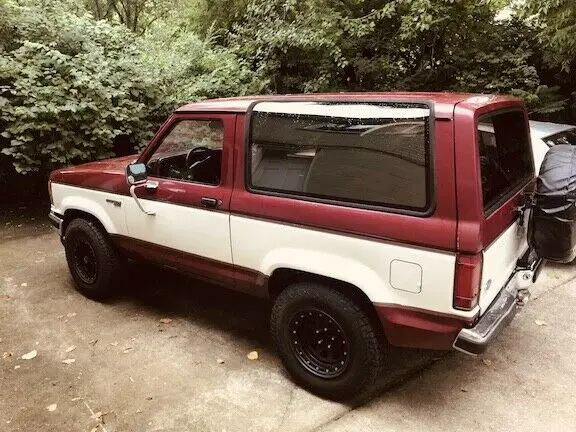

{"left": 530, "top": 120, "right": 576, "bottom": 173}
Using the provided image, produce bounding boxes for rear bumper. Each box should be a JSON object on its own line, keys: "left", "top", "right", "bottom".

{"left": 452, "top": 264, "right": 540, "bottom": 355}
{"left": 375, "top": 259, "right": 544, "bottom": 353}
{"left": 48, "top": 209, "right": 63, "bottom": 237}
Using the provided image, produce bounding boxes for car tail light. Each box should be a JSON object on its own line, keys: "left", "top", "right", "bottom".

{"left": 454, "top": 253, "right": 482, "bottom": 310}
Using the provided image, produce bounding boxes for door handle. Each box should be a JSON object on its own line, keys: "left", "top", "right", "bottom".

{"left": 201, "top": 197, "right": 218, "bottom": 208}
{"left": 144, "top": 180, "right": 159, "bottom": 192}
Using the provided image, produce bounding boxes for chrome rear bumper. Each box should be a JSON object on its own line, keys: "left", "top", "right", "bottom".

{"left": 453, "top": 259, "right": 543, "bottom": 356}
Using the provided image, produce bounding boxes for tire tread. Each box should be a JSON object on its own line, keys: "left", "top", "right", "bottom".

{"left": 270, "top": 282, "right": 386, "bottom": 401}
{"left": 64, "top": 218, "right": 120, "bottom": 301}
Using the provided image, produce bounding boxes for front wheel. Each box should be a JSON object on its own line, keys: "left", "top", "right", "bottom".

{"left": 270, "top": 282, "right": 387, "bottom": 401}
{"left": 64, "top": 218, "right": 120, "bottom": 301}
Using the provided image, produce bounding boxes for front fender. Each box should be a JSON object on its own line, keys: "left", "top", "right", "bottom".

{"left": 51, "top": 183, "right": 123, "bottom": 234}
{"left": 60, "top": 196, "right": 118, "bottom": 234}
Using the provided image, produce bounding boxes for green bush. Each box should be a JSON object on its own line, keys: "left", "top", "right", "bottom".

{"left": 1, "top": 0, "right": 575, "bottom": 199}
{"left": 0, "top": 1, "right": 162, "bottom": 174}
{"left": 225, "top": 0, "right": 541, "bottom": 98}
{"left": 140, "top": 19, "right": 267, "bottom": 106}
{"left": 0, "top": 1, "right": 265, "bottom": 177}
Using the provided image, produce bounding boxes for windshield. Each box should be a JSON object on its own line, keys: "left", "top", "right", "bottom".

{"left": 543, "top": 128, "right": 576, "bottom": 147}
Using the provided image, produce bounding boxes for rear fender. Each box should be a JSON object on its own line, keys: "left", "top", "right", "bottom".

{"left": 261, "top": 248, "right": 383, "bottom": 302}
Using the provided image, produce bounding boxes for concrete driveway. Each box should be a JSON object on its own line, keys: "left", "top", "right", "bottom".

{"left": 1, "top": 206, "right": 576, "bottom": 432}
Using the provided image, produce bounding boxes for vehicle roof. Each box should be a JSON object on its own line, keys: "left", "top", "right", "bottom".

{"left": 529, "top": 120, "right": 576, "bottom": 139}
{"left": 175, "top": 93, "right": 521, "bottom": 114}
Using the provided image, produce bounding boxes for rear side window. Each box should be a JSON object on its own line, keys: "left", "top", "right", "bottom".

{"left": 478, "top": 110, "right": 533, "bottom": 213}
{"left": 247, "top": 101, "right": 432, "bottom": 213}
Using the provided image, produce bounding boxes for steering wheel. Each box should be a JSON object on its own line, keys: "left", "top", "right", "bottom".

{"left": 186, "top": 146, "right": 212, "bottom": 169}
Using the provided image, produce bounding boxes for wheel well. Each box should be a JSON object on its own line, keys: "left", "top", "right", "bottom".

{"left": 62, "top": 209, "right": 107, "bottom": 236}
{"left": 267, "top": 268, "right": 384, "bottom": 339}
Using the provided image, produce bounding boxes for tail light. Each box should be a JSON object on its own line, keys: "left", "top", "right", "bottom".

{"left": 454, "top": 253, "right": 483, "bottom": 310}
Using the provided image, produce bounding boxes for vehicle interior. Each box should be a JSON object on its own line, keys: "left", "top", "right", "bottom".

{"left": 478, "top": 111, "right": 533, "bottom": 210}
{"left": 545, "top": 128, "right": 576, "bottom": 147}
{"left": 146, "top": 147, "right": 222, "bottom": 185}
{"left": 145, "top": 119, "right": 224, "bottom": 185}
{"left": 250, "top": 115, "right": 428, "bottom": 209}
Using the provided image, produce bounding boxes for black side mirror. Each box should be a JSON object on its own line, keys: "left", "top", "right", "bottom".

{"left": 126, "top": 163, "right": 148, "bottom": 185}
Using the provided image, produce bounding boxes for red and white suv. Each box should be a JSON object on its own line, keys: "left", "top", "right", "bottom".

{"left": 48, "top": 93, "right": 546, "bottom": 400}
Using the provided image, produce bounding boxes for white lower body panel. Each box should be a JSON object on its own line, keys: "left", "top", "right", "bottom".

{"left": 479, "top": 221, "right": 528, "bottom": 313}
{"left": 230, "top": 215, "right": 472, "bottom": 318}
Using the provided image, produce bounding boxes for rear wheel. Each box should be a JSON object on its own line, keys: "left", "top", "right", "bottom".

{"left": 64, "top": 218, "right": 120, "bottom": 301}
{"left": 270, "top": 282, "right": 387, "bottom": 401}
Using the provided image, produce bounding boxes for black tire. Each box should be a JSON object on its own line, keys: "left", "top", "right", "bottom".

{"left": 64, "top": 218, "right": 120, "bottom": 301}
{"left": 270, "top": 282, "right": 387, "bottom": 401}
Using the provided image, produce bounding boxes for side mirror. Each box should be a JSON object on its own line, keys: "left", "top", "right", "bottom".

{"left": 126, "top": 162, "right": 156, "bottom": 216}
{"left": 126, "top": 163, "right": 148, "bottom": 185}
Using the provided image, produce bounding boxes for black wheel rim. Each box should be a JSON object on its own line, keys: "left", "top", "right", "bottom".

{"left": 288, "top": 308, "right": 351, "bottom": 378}
{"left": 72, "top": 237, "right": 97, "bottom": 284}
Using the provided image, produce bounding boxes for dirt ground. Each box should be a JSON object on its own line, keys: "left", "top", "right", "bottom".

{"left": 1, "top": 205, "right": 576, "bottom": 432}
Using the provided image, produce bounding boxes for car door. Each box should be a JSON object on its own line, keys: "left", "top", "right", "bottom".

{"left": 123, "top": 113, "right": 235, "bottom": 282}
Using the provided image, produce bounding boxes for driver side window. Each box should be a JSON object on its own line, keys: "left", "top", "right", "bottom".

{"left": 147, "top": 119, "right": 224, "bottom": 185}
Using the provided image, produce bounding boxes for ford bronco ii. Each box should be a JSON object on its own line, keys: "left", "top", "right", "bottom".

{"left": 49, "top": 93, "right": 564, "bottom": 400}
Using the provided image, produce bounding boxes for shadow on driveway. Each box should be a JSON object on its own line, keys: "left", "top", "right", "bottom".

{"left": 117, "top": 262, "right": 442, "bottom": 402}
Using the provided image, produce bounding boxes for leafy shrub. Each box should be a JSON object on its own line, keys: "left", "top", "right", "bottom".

{"left": 140, "top": 20, "right": 267, "bottom": 106}
{"left": 523, "top": 0, "right": 576, "bottom": 72}
{"left": 225, "top": 0, "right": 541, "bottom": 98}
{"left": 0, "top": 1, "right": 162, "bottom": 174}
{"left": 0, "top": 1, "right": 265, "bottom": 177}
{"left": 1, "top": 0, "right": 575, "bottom": 200}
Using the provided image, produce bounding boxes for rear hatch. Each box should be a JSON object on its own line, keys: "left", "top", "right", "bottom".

{"left": 476, "top": 109, "right": 534, "bottom": 312}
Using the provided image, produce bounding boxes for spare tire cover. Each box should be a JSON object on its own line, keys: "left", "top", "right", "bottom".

{"left": 529, "top": 144, "right": 576, "bottom": 262}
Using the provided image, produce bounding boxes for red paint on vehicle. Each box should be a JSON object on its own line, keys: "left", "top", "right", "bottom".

{"left": 49, "top": 155, "right": 135, "bottom": 194}
{"left": 374, "top": 303, "right": 473, "bottom": 350}
{"left": 49, "top": 93, "right": 532, "bottom": 253}
{"left": 454, "top": 100, "right": 535, "bottom": 253}
{"left": 230, "top": 112, "right": 458, "bottom": 251}
{"left": 48, "top": 92, "right": 534, "bottom": 354}
{"left": 176, "top": 92, "right": 516, "bottom": 115}
{"left": 111, "top": 234, "right": 268, "bottom": 297}
{"left": 133, "top": 113, "right": 237, "bottom": 211}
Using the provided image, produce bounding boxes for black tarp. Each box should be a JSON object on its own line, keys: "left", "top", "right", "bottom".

{"left": 529, "top": 144, "right": 576, "bottom": 262}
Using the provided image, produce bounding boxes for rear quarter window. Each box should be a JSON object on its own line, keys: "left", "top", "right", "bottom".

{"left": 478, "top": 110, "right": 534, "bottom": 214}
{"left": 247, "top": 101, "right": 433, "bottom": 213}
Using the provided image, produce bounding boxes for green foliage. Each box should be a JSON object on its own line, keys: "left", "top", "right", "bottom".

{"left": 226, "top": 0, "right": 342, "bottom": 93}
{"left": 523, "top": 0, "right": 576, "bottom": 72}
{"left": 84, "top": 0, "right": 180, "bottom": 33}
{"left": 0, "top": 1, "right": 160, "bottom": 174}
{"left": 225, "top": 0, "right": 540, "bottom": 98}
{"left": 189, "top": 0, "right": 250, "bottom": 37}
{"left": 520, "top": 0, "right": 576, "bottom": 117}
{"left": 0, "top": 0, "right": 261, "bottom": 174}
{"left": 140, "top": 19, "right": 267, "bottom": 106}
